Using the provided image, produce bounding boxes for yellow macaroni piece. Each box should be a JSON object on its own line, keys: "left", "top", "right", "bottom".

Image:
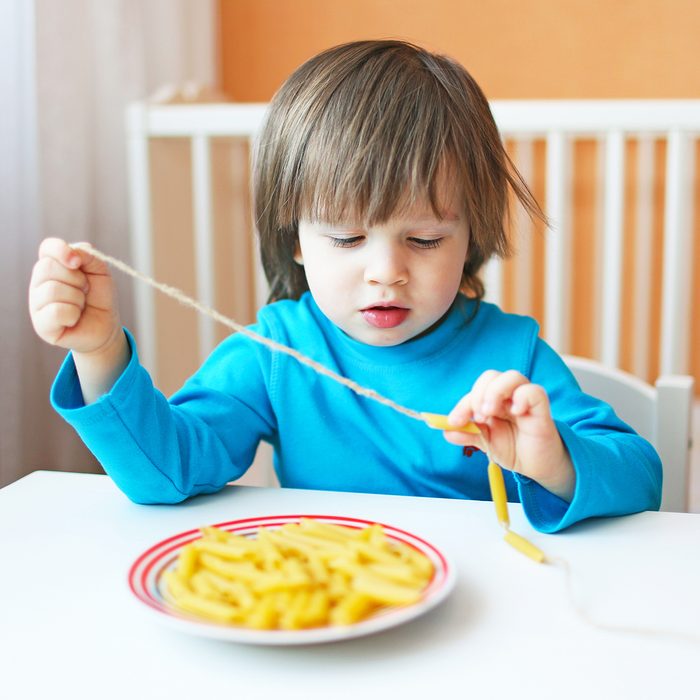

{"left": 487, "top": 462, "right": 510, "bottom": 529}
{"left": 503, "top": 529, "right": 546, "bottom": 563}
{"left": 421, "top": 413, "right": 481, "bottom": 434}
{"left": 486, "top": 461, "right": 547, "bottom": 565}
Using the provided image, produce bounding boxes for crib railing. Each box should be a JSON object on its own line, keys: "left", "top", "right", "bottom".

{"left": 487, "top": 101, "right": 699, "bottom": 379}
{"left": 126, "top": 100, "right": 700, "bottom": 388}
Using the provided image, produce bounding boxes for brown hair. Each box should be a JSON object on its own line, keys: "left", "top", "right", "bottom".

{"left": 254, "top": 40, "right": 544, "bottom": 302}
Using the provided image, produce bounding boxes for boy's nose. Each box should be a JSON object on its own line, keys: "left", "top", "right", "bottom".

{"left": 363, "top": 248, "right": 408, "bottom": 286}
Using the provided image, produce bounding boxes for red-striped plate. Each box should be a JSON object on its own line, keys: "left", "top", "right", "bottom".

{"left": 128, "top": 514, "right": 456, "bottom": 645}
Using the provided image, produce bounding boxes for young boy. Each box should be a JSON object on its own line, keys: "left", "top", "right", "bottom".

{"left": 29, "top": 40, "right": 661, "bottom": 532}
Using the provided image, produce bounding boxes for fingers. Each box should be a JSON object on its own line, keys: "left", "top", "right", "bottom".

{"left": 38, "top": 237, "right": 83, "bottom": 270}
{"left": 476, "top": 370, "right": 531, "bottom": 421}
{"left": 448, "top": 370, "right": 497, "bottom": 427}
{"left": 29, "top": 276, "right": 87, "bottom": 342}
{"left": 510, "top": 382, "right": 551, "bottom": 420}
{"left": 31, "top": 278, "right": 87, "bottom": 315}
{"left": 30, "top": 238, "right": 93, "bottom": 345}
{"left": 31, "top": 302, "right": 84, "bottom": 343}
{"left": 449, "top": 370, "right": 530, "bottom": 426}
{"left": 30, "top": 254, "right": 89, "bottom": 293}
{"left": 29, "top": 237, "right": 121, "bottom": 353}
{"left": 37, "top": 237, "right": 106, "bottom": 276}
{"left": 443, "top": 426, "right": 487, "bottom": 452}
{"left": 444, "top": 370, "right": 560, "bottom": 483}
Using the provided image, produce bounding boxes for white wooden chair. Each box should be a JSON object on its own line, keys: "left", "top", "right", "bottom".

{"left": 564, "top": 355, "right": 695, "bottom": 513}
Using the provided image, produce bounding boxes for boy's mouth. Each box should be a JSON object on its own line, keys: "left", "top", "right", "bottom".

{"left": 360, "top": 305, "right": 410, "bottom": 329}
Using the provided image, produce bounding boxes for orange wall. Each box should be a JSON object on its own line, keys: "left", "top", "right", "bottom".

{"left": 219, "top": 0, "right": 700, "bottom": 101}
{"left": 217, "top": 0, "right": 700, "bottom": 388}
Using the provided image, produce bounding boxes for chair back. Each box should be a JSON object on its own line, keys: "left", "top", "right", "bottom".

{"left": 564, "top": 354, "right": 694, "bottom": 512}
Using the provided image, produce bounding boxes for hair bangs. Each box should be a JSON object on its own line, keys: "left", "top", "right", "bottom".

{"left": 290, "top": 55, "right": 455, "bottom": 227}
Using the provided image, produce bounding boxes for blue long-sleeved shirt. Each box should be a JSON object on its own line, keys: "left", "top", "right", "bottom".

{"left": 51, "top": 293, "right": 661, "bottom": 532}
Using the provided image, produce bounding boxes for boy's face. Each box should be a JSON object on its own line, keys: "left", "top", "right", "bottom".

{"left": 296, "top": 187, "right": 469, "bottom": 347}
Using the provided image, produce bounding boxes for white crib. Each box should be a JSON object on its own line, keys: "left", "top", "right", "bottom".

{"left": 125, "top": 98, "right": 699, "bottom": 499}
{"left": 126, "top": 99, "right": 699, "bottom": 383}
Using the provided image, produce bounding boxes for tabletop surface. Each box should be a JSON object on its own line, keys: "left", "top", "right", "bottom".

{"left": 1, "top": 471, "right": 699, "bottom": 700}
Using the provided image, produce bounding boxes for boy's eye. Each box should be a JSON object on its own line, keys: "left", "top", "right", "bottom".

{"left": 329, "top": 236, "right": 363, "bottom": 248}
{"left": 409, "top": 237, "right": 443, "bottom": 249}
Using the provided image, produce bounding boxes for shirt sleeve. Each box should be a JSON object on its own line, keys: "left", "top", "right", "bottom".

{"left": 512, "top": 339, "right": 662, "bottom": 533}
{"left": 50, "top": 328, "right": 276, "bottom": 504}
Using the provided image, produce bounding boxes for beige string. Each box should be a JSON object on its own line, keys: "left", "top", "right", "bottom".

{"left": 70, "top": 242, "right": 423, "bottom": 422}
{"left": 73, "top": 242, "right": 700, "bottom": 646}
{"left": 547, "top": 556, "right": 700, "bottom": 645}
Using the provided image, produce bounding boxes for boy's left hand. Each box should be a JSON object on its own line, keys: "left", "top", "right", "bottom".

{"left": 445, "top": 370, "right": 575, "bottom": 502}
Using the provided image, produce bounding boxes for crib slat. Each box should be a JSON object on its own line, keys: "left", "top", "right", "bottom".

{"left": 545, "top": 131, "right": 571, "bottom": 353}
{"left": 483, "top": 257, "right": 503, "bottom": 306}
{"left": 126, "top": 104, "right": 157, "bottom": 377}
{"left": 590, "top": 136, "right": 605, "bottom": 359}
{"left": 661, "top": 130, "right": 695, "bottom": 375}
{"left": 513, "top": 139, "right": 534, "bottom": 315}
{"left": 600, "top": 131, "right": 626, "bottom": 367}
{"left": 191, "top": 134, "right": 216, "bottom": 361}
{"left": 632, "top": 137, "right": 655, "bottom": 379}
{"left": 238, "top": 138, "right": 269, "bottom": 309}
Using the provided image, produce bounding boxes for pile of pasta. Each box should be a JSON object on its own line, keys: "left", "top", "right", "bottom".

{"left": 163, "top": 519, "right": 434, "bottom": 630}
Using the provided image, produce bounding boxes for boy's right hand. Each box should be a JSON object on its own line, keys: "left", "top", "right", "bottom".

{"left": 29, "top": 238, "right": 122, "bottom": 355}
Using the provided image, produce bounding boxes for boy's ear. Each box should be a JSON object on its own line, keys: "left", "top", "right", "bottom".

{"left": 293, "top": 241, "right": 303, "bottom": 265}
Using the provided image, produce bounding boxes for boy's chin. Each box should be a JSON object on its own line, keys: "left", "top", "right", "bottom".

{"left": 345, "top": 325, "right": 419, "bottom": 347}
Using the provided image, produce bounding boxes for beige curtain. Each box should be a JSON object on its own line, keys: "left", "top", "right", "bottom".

{"left": 0, "top": 0, "right": 217, "bottom": 488}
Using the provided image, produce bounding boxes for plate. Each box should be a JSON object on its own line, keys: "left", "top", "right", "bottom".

{"left": 128, "top": 514, "right": 456, "bottom": 645}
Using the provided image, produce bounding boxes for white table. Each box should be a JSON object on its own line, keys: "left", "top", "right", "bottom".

{"left": 1, "top": 471, "right": 699, "bottom": 699}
